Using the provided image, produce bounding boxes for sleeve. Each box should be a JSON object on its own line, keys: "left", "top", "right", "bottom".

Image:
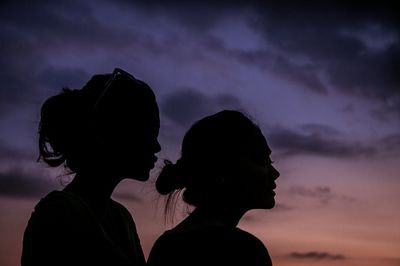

{"left": 22, "top": 194, "right": 139, "bottom": 266}
{"left": 21, "top": 198, "right": 82, "bottom": 266}
{"left": 112, "top": 201, "right": 146, "bottom": 266}
{"left": 228, "top": 229, "right": 273, "bottom": 266}
{"left": 146, "top": 233, "right": 173, "bottom": 266}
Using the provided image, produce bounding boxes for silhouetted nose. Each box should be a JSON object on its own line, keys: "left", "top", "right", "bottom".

{"left": 272, "top": 166, "right": 280, "bottom": 180}
{"left": 154, "top": 141, "right": 161, "bottom": 153}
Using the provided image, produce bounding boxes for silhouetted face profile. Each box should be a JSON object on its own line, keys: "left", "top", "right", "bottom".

{"left": 91, "top": 70, "right": 161, "bottom": 181}
{"left": 38, "top": 68, "right": 161, "bottom": 181}
{"left": 234, "top": 127, "right": 279, "bottom": 210}
{"left": 102, "top": 100, "right": 160, "bottom": 181}
{"left": 165, "top": 110, "right": 280, "bottom": 211}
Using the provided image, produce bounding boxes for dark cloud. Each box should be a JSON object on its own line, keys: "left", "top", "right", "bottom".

{"left": 37, "top": 66, "right": 90, "bottom": 91}
{"left": 248, "top": 3, "right": 400, "bottom": 116}
{"left": 0, "top": 0, "right": 161, "bottom": 116}
{"left": 215, "top": 94, "right": 242, "bottom": 109}
{"left": 268, "top": 124, "right": 400, "bottom": 158}
{"left": 2, "top": 0, "right": 398, "bottom": 118}
{"left": 161, "top": 89, "right": 213, "bottom": 127}
{"left": 120, "top": 0, "right": 252, "bottom": 31}
{"left": 0, "top": 26, "right": 44, "bottom": 114}
{"left": 250, "top": 5, "right": 399, "bottom": 115}
{"left": 160, "top": 88, "right": 242, "bottom": 127}
{"left": 289, "top": 251, "right": 346, "bottom": 260}
{"left": 299, "top": 124, "right": 342, "bottom": 137}
{"left": 271, "top": 56, "right": 327, "bottom": 93}
{"left": 0, "top": 2, "right": 84, "bottom": 115}
{"left": 0, "top": 169, "right": 56, "bottom": 199}
{"left": 126, "top": 1, "right": 400, "bottom": 116}
{"left": 233, "top": 49, "right": 328, "bottom": 93}
{"left": 249, "top": 3, "right": 398, "bottom": 87}
{"left": 0, "top": 141, "right": 35, "bottom": 162}
{"left": 379, "top": 134, "right": 400, "bottom": 155}
{"left": 0, "top": 141, "right": 58, "bottom": 198}
{"left": 268, "top": 125, "right": 376, "bottom": 158}
{"left": 0, "top": 0, "right": 136, "bottom": 49}
{"left": 199, "top": 36, "right": 328, "bottom": 93}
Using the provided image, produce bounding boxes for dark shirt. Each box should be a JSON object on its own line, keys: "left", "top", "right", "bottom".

{"left": 21, "top": 190, "right": 145, "bottom": 266}
{"left": 147, "top": 225, "right": 273, "bottom": 266}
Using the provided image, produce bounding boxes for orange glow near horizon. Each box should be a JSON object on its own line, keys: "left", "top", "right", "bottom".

{"left": 4, "top": 154, "right": 399, "bottom": 266}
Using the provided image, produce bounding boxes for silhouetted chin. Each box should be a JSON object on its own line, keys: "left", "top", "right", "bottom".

{"left": 268, "top": 198, "right": 276, "bottom": 209}
{"left": 257, "top": 191, "right": 276, "bottom": 209}
{"left": 261, "top": 196, "right": 276, "bottom": 210}
{"left": 252, "top": 198, "right": 275, "bottom": 210}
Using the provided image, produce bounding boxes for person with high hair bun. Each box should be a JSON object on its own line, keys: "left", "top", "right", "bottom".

{"left": 21, "top": 68, "right": 161, "bottom": 266}
{"left": 147, "top": 110, "right": 280, "bottom": 266}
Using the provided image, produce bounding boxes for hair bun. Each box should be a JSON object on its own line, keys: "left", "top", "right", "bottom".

{"left": 38, "top": 88, "right": 86, "bottom": 168}
{"left": 155, "top": 160, "right": 184, "bottom": 195}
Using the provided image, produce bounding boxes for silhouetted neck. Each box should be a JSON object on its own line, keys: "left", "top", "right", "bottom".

{"left": 63, "top": 172, "right": 122, "bottom": 218}
{"left": 188, "top": 205, "right": 248, "bottom": 228}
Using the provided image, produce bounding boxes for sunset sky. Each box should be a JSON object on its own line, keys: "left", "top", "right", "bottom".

{"left": 1, "top": 1, "right": 399, "bottom": 266}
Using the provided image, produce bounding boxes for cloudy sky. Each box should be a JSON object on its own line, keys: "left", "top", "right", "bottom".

{"left": 1, "top": 1, "right": 399, "bottom": 266}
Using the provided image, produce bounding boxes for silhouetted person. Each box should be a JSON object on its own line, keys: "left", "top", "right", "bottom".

{"left": 21, "top": 68, "right": 161, "bottom": 266}
{"left": 147, "top": 110, "right": 279, "bottom": 266}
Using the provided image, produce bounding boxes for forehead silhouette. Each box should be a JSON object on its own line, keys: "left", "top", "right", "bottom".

{"left": 83, "top": 72, "right": 159, "bottom": 131}
{"left": 182, "top": 110, "right": 264, "bottom": 161}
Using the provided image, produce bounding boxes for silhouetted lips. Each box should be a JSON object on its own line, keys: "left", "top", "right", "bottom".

{"left": 270, "top": 184, "right": 277, "bottom": 196}
{"left": 148, "top": 156, "right": 157, "bottom": 168}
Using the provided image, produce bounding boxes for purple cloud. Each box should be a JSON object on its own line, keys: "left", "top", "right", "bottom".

{"left": 161, "top": 88, "right": 242, "bottom": 127}
{"left": 268, "top": 125, "right": 376, "bottom": 158}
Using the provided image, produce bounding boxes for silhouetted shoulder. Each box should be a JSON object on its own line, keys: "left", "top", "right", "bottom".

{"left": 22, "top": 191, "right": 93, "bottom": 265}
{"left": 22, "top": 191, "right": 140, "bottom": 266}
{"left": 23, "top": 191, "right": 92, "bottom": 234}
{"left": 147, "top": 225, "right": 272, "bottom": 266}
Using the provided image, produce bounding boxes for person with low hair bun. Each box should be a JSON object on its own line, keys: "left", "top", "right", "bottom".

{"left": 21, "top": 68, "right": 161, "bottom": 266}
{"left": 147, "top": 110, "right": 280, "bottom": 266}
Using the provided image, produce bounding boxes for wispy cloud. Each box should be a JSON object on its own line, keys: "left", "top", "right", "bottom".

{"left": 0, "top": 168, "right": 56, "bottom": 199}
{"left": 268, "top": 125, "right": 376, "bottom": 158}
{"left": 248, "top": 3, "right": 400, "bottom": 117}
{"left": 379, "top": 134, "right": 400, "bottom": 156}
{"left": 161, "top": 88, "right": 242, "bottom": 127}
{"left": 0, "top": 141, "right": 34, "bottom": 162}
{"left": 1, "top": 0, "right": 398, "bottom": 123}
{"left": 299, "top": 124, "right": 342, "bottom": 137}
{"left": 127, "top": 1, "right": 400, "bottom": 118}
{"left": 289, "top": 186, "right": 356, "bottom": 205}
{"left": 289, "top": 186, "right": 334, "bottom": 204}
{"left": 0, "top": 141, "right": 58, "bottom": 198}
{"left": 0, "top": 0, "right": 164, "bottom": 117}
{"left": 289, "top": 251, "right": 346, "bottom": 260}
